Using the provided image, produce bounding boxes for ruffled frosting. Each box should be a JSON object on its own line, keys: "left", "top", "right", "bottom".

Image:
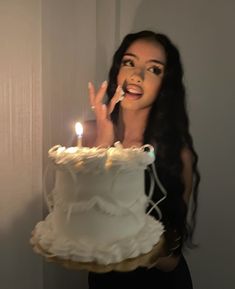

{"left": 48, "top": 142, "right": 155, "bottom": 172}
{"left": 56, "top": 194, "right": 148, "bottom": 218}
{"left": 35, "top": 142, "right": 163, "bottom": 265}
{"left": 32, "top": 213, "right": 164, "bottom": 265}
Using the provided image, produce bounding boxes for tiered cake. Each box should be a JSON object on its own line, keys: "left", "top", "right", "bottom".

{"left": 31, "top": 142, "right": 164, "bottom": 268}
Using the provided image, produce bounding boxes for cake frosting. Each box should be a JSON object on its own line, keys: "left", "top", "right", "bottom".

{"left": 32, "top": 142, "right": 164, "bottom": 265}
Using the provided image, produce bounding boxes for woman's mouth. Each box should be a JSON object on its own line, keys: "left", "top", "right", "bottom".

{"left": 123, "top": 84, "right": 143, "bottom": 100}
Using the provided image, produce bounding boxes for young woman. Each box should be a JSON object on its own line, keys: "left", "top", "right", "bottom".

{"left": 86, "top": 30, "right": 200, "bottom": 289}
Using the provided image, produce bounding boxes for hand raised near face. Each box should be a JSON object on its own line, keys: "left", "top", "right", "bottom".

{"left": 88, "top": 81, "right": 124, "bottom": 147}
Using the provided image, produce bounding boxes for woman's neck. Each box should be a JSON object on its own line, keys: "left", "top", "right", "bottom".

{"left": 116, "top": 108, "right": 150, "bottom": 148}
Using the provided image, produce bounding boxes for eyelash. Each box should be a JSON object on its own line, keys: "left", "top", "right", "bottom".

{"left": 121, "top": 58, "right": 162, "bottom": 75}
{"left": 148, "top": 66, "right": 162, "bottom": 75}
{"left": 121, "top": 59, "right": 134, "bottom": 67}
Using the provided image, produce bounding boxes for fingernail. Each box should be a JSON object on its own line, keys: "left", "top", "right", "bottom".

{"left": 101, "top": 80, "right": 107, "bottom": 87}
{"left": 116, "top": 85, "right": 125, "bottom": 96}
{"left": 116, "top": 95, "right": 124, "bottom": 104}
{"left": 88, "top": 81, "right": 92, "bottom": 89}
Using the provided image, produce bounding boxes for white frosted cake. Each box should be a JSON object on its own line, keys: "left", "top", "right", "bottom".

{"left": 32, "top": 142, "right": 164, "bottom": 265}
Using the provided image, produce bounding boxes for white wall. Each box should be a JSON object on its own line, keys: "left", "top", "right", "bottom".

{"left": 0, "top": 1, "right": 43, "bottom": 289}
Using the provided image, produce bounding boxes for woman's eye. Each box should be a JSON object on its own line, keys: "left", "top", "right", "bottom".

{"left": 121, "top": 59, "right": 134, "bottom": 67}
{"left": 148, "top": 66, "right": 162, "bottom": 75}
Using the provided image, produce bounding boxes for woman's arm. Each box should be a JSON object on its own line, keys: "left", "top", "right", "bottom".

{"left": 181, "top": 147, "right": 194, "bottom": 205}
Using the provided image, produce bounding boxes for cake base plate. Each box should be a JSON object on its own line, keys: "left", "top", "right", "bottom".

{"left": 30, "top": 231, "right": 167, "bottom": 273}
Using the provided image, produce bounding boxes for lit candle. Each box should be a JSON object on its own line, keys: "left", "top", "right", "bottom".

{"left": 75, "top": 122, "right": 83, "bottom": 147}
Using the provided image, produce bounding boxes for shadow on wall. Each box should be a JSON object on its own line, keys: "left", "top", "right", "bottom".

{"left": 1, "top": 193, "right": 88, "bottom": 289}
{"left": 126, "top": 0, "right": 201, "bottom": 44}
{"left": 43, "top": 256, "right": 88, "bottom": 289}
{"left": 131, "top": 0, "right": 168, "bottom": 32}
{"left": 1, "top": 194, "right": 43, "bottom": 289}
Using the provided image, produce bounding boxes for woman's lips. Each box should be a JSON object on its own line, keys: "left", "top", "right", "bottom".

{"left": 124, "top": 84, "right": 143, "bottom": 100}
{"left": 126, "top": 84, "right": 143, "bottom": 94}
{"left": 125, "top": 93, "right": 142, "bottom": 100}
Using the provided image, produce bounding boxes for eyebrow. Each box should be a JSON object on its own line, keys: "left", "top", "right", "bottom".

{"left": 123, "top": 52, "right": 165, "bottom": 66}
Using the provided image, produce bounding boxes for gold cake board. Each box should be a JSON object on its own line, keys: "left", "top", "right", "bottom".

{"left": 30, "top": 231, "right": 167, "bottom": 273}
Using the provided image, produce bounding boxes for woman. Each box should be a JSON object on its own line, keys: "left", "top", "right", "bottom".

{"left": 86, "top": 30, "right": 200, "bottom": 289}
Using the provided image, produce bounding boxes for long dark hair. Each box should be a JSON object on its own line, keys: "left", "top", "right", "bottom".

{"left": 107, "top": 30, "right": 200, "bottom": 249}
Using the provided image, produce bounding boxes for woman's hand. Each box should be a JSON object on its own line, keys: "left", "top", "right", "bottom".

{"left": 88, "top": 81, "right": 124, "bottom": 147}
{"left": 148, "top": 254, "right": 181, "bottom": 272}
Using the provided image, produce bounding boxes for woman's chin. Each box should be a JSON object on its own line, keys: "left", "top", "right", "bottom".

{"left": 120, "top": 100, "right": 139, "bottom": 110}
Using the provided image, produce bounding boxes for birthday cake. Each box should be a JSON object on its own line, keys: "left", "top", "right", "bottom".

{"left": 31, "top": 142, "right": 164, "bottom": 266}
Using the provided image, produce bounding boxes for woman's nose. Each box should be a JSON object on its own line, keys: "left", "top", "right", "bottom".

{"left": 130, "top": 68, "right": 145, "bottom": 83}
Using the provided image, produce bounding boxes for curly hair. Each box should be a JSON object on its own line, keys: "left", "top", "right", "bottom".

{"left": 106, "top": 30, "right": 200, "bottom": 250}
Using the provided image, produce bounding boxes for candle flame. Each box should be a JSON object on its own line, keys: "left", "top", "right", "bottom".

{"left": 75, "top": 122, "right": 83, "bottom": 137}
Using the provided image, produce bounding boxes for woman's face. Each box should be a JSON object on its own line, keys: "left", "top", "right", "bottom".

{"left": 117, "top": 39, "right": 166, "bottom": 111}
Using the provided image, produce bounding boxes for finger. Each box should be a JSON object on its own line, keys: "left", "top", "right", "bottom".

{"left": 93, "top": 103, "right": 108, "bottom": 121}
{"left": 101, "top": 104, "right": 108, "bottom": 120}
{"left": 88, "top": 81, "right": 96, "bottom": 106}
{"left": 95, "top": 80, "right": 108, "bottom": 105}
{"left": 108, "top": 85, "right": 125, "bottom": 114}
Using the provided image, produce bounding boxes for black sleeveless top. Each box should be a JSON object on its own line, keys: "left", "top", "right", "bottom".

{"left": 88, "top": 257, "right": 193, "bottom": 289}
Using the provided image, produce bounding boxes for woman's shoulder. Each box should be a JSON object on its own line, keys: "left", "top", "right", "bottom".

{"left": 181, "top": 147, "right": 193, "bottom": 164}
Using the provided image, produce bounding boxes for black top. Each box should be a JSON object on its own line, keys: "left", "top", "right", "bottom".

{"left": 88, "top": 255, "right": 193, "bottom": 289}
